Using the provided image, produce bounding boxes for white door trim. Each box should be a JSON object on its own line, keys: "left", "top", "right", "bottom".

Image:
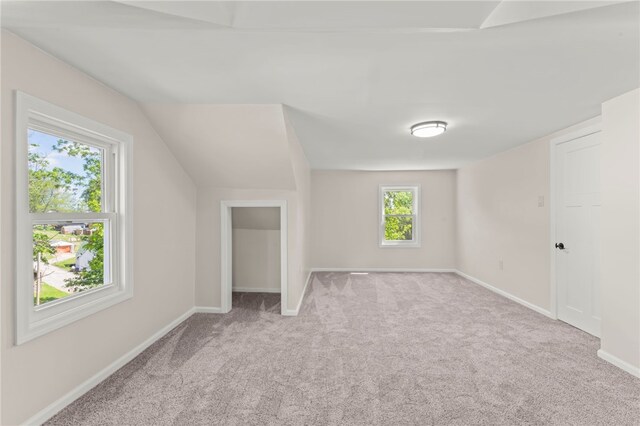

{"left": 549, "top": 121, "right": 601, "bottom": 320}
{"left": 220, "top": 200, "right": 288, "bottom": 315}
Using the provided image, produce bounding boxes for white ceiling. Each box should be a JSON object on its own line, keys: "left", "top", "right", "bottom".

{"left": 141, "top": 103, "right": 297, "bottom": 188}
{"left": 2, "top": 1, "right": 638, "bottom": 170}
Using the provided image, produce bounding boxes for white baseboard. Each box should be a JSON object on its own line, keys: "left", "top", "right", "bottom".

{"left": 454, "top": 270, "right": 554, "bottom": 319}
{"left": 24, "top": 307, "right": 196, "bottom": 426}
{"left": 282, "top": 271, "right": 313, "bottom": 316}
{"left": 194, "top": 306, "right": 223, "bottom": 313}
{"left": 311, "top": 267, "right": 456, "bottom": 273}
{"left": 310, "top": 268, "right": 552, "bottom": 319}
{"left": 232, "top": 287, "right": 281, "bottom": 294}
{"left": 597, "top": 349, "right": 640, "bottom": 378}
{"left": 309, "top": 268, "right": 552, "bottom": 319}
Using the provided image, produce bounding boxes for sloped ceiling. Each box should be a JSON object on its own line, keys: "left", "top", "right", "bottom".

{"left": 2, "top": 1, "right": 638, "bottom": 171}
{"left": 115, "top": 0, "right": 499, "bottom": 30}
{"left": 141, "top": 104, "right": 297, "bottom": 189}
{"left": 480, "top": 0, "right": 627, "bottom": 28}
{"left": 114, "top": 1, "right": 627, "bottom": 31}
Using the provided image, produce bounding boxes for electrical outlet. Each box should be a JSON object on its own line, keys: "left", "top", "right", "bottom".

{"left": 499, "top": 260, "right": 504, "bottom": 270}
{"left": 538, "top": 196, "right": 545, "bottom": 207}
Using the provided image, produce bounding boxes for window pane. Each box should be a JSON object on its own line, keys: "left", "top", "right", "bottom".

{"left": 32, "top": 222, "right": 108, "bottom": 306}
{"left": 384, "top": 190, "right": 414, "bottom": 215}
{"left": 28, "top": 129, "right": 103, "bottom": 213}
{"left": 384, "top": 216, "right": 413, "bottom": 241}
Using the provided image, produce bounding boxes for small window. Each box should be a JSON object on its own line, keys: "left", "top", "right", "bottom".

{"left": 379, "top": 185, "right": 420, "bottom": 248}
{"left": 16, "top": 92, "right": 132, "bottom": 344}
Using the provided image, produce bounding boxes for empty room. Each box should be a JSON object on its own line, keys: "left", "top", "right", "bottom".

{"left": 0, "top": 1, "right": 638, "bottom": 425}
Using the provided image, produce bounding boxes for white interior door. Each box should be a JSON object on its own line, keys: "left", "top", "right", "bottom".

{"left": 555, "top": 131, "right": 602, "bottom": 337}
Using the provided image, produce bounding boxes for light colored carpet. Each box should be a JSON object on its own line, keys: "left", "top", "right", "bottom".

{"left": 47, "top": 272, "right": 639, "bottom": 425}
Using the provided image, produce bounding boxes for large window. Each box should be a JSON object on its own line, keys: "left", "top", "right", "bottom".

{"left": 379, "top": 185, "right": 420, "bottom": 248}
{"left": 16, "top": 92, "right": 132, "bottom": 344}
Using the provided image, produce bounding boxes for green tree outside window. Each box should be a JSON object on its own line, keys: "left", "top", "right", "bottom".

{"left": 383, "top": 190, "right": 414, "bottom": 241}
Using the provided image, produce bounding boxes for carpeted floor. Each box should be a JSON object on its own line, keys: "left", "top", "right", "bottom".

{"left": 47, "top": 272, "right": 639, "bottom": 425}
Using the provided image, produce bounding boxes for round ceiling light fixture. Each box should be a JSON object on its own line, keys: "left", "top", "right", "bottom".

{"left": 410, "top": 121, "right": 447, "bottom": 138}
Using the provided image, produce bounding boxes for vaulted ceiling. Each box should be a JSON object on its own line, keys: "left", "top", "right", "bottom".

{"left": 141, "top": 104, "right": 298, "bottom": 189}
{"left": 2, "top": 1, "right": 638, "bottom": 170}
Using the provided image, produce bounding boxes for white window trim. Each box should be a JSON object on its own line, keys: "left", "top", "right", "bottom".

{"left": 379, "top": 184, "right": 421, "bottom": 248}
{"left": 15, "top": 91, "right": 133, "bottom": 345}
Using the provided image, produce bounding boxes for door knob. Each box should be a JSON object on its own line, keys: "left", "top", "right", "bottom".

{"left": 555, "top": 242, "right": 565, "bottom": 250}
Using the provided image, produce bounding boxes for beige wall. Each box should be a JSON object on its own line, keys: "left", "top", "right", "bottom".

{"left": 284, "top": 111, "right": 312, "bottom": 306}
{"left": 233, "top": 207, "right": 281, "bottom": 230}
{"left": 196, "top": 188, "right": 305, "bottom": 310}
{"left": 232, "top": 229, "right": 281, "bottom": 292}
{"left": 232, "top": 208, "right": 281, "bottom": 292}
{"left": 310, "top": 170, "right": 456, "bottom": 269}
{"left": 456, "top": 139, "right": 551, "bottom": 310}
{"left": 600, "top": 88, "right": 640, "bottom": 372}
{"left": 1, "top": 31, "right": 197, "bottom": 424}
{"left": 456, "top": 118, "right": 599, "bottom": 313}
{"left": 194, "top": 105, "right": 311, "bottom": 314}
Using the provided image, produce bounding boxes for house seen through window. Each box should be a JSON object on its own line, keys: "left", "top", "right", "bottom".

{"left": 29, "top": 129, "right": 108, "bottom": 306}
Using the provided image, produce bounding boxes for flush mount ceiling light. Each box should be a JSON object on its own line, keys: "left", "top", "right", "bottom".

{"left": 410, "top": 121, "right": 447, "bottom": 138}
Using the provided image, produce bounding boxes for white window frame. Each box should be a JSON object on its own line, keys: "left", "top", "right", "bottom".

{"left": 15, "top": 91, "right": 133, "bottom": 345}
{"left": 379, "top": 185, "right": 421, "bottom": 248}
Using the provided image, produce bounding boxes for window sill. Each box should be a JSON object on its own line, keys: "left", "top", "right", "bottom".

{"left": 379, "top": 242, "right": 422, "bottom": 249}
{"left": 17, "top": 285, "right": 132, "bottom": 345}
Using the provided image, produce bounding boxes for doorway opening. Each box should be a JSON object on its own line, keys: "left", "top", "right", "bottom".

{"left": 220, "top": 200, "right": 287, "bottom": 315}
